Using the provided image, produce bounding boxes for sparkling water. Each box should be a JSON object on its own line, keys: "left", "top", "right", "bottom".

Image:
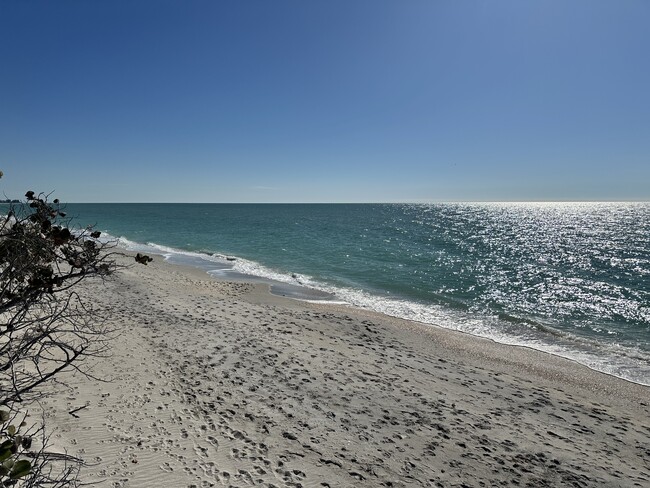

{"left": 64, "top": 202, "right": 650, "bottom": 385}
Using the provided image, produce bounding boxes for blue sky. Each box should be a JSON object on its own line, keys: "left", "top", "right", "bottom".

{"left": 1, "top": 0, "right": 648, "bottom": 202}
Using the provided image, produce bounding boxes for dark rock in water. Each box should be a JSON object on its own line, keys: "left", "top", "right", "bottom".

{"left": 291, "top": 273, "right": 303, "bottom": 284}
{"left": 226, "top": 256, "right": 236, "bottom": 261}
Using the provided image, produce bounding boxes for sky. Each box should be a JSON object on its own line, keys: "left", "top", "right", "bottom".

{"left": 0, "top": 0, "right": 649, "bottom": 203}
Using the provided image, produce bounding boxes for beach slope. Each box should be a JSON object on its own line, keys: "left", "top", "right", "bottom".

{"left": 43, "top": 256, "right": 650, "bottom": 487}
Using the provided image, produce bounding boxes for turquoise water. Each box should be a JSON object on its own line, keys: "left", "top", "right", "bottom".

{"left": 64, "top": 202, "right": 650, "bottom": 385}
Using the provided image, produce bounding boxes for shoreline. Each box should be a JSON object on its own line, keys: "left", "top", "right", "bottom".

{"left": 283, "top": 290, "right": 649, "bottom": 405}
{"left": 152, "top": 244, "right": 650, "bottom": 389}
{"left": 42, "top": 252, "right": 650, "bottom": 487}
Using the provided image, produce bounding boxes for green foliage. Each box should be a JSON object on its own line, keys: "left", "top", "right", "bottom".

{"left": 0, "top": 411, "right": 32, "bottom": 483}
{"left": 10, "top": 460, "right": 32, "bottom": 479}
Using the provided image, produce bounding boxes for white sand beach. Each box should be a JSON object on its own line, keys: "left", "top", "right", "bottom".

{"left": 41, "top": 255, "right": 650, "bottom": 488}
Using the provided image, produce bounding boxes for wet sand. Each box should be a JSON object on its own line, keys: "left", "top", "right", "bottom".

{"left": 43, "top": 255, "right": 650, "bottom": 487}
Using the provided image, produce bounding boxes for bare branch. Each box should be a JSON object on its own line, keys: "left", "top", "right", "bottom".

{"left": 1, "top": 191, "right": 152, "bottom": 487}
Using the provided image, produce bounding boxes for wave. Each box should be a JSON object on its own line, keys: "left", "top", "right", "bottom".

{"left": 102, "top": 231, "right": 650, "bottom": 387}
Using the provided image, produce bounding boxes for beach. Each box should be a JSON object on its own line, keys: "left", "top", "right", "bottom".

{"left": 42, "top": 254, "right": 650, "bottom": 488}
{"left": 5, "top": 1, "right": 650, "bottom": 486}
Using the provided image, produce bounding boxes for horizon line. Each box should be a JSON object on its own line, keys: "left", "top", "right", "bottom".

{"left": 58, "top": 200, "right": 650, "bottom": 205}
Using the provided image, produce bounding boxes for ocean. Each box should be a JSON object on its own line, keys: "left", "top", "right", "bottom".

{"left": 63, "top": 202, "right": 649, "bottom": 386}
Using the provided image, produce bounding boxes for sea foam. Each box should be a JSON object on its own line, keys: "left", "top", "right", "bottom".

{"left": 102, "top": 230, "right": 650, "bottom": 386}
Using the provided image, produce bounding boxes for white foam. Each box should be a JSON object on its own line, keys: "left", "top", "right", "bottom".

{"left": 95, "top": 231, "right": 232, "bottom": 266}
{"left": 103, "top": 233, "right": 650, "bottom": 386}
